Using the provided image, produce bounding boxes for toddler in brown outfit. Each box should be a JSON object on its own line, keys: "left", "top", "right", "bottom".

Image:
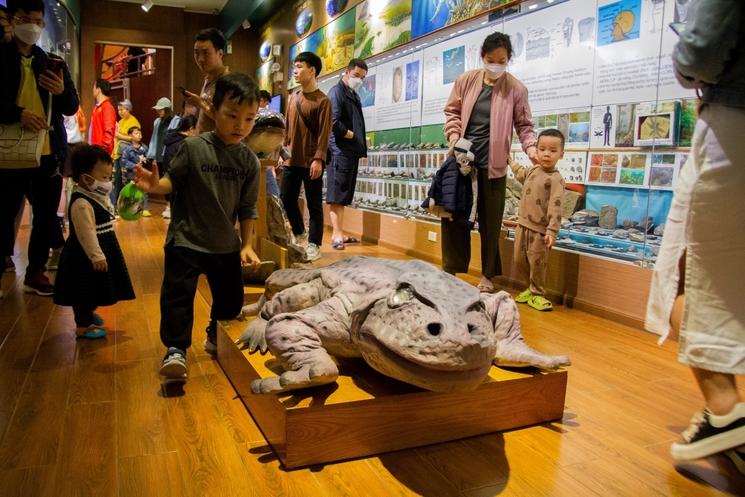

{"left": 509, "top": 129, "right": 565, "bottom": 311}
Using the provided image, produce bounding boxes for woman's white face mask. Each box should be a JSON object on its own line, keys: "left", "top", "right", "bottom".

{"left": 483, "top": 60, "right": 507, "bottom": 78}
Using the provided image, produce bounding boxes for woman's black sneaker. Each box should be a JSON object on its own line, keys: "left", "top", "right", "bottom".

{"left": 672, "top": 403, "right": 745, "bottom": 461}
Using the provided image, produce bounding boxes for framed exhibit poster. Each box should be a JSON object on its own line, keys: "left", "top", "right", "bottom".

{"left": 411, "top": 0, "right": 511, "bottom": 39}
{"left": 590, "top": 104, "right": 617, "bottom": 148}
{"left": 587, "top": 152, "right": 620, "bottom": 185}
{"left": 514, "top": 151, "right": 587, "bottom": 184}
{"left": 587, "top": 152, "right": 650, "bottom": 187}
{"left": 633, "top": 101, "right": 679, "bottom": 147}
{"left": 369, "top": 53, "right": 423, "bottom": 130}
{"left": 420, "top": 26, "right": 484, "bottom": 125}
{"left": 354, "top": 0, "right": 412, "bottom": 59}
{"left": 593, "top": 0, "right": 694, "bottom": 105}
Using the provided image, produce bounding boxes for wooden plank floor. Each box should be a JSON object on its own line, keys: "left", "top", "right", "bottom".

{"left": 1, "top": 207, "right": 744, "bottom": 497}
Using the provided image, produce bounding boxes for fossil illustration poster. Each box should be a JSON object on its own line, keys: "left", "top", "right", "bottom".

{"left": 502, "top": 0, "right": 596, "bottom": 111}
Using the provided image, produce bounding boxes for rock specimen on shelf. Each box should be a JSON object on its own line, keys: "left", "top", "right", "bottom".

{"left": 561, "top": 190, "right": 582, "bottom": 220}
{"left": 622, "top": 219, "right": 639, "bottom": 229}
{"left": 238, "top": 257, "right": 570, "bottom": 394}
{"left": 628, "top": 229, "right": 645, "bottom": 242}
{"left": 640, "top": 216, "right": 655, "bottom": 234}
{"left": 599, "top": 205, "right": 618, "bottom": 229}
{"left": 504, "top": 176, "right": 523, "bottom": 218}
{"left": 570, "top": 209, "right": 599, "bottom": 226}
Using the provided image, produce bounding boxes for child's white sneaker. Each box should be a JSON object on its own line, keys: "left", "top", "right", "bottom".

{"left": 305, "top": 243, "right": 321, "bottom": 262}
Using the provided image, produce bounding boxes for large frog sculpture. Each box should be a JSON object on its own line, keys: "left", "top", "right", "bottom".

{"left": 238, "top": 256, "right": 570, "bottom": 394}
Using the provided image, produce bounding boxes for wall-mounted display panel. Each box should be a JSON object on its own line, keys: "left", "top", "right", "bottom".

{"left": 312, "top": 0, "right": 696, "bottom": 267}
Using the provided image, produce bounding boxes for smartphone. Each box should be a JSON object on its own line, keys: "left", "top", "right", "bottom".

{"left": 46, "top": 56, "right": 64, "bottom": 72}
{"left": 177, "top": 85, "right": 187, "bottom": 96}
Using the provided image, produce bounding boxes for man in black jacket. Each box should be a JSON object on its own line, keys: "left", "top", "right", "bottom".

{"left": 0, "top": 0, "right": 79, "bottom": 296}
{"left": 325, "top": 58, "right": 368, "bottom": 250}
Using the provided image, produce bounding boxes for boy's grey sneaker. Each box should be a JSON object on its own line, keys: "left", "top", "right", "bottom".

{"left": 671, "top": 403, "right": 745, "bottom": 461}
{"left": 306, "top": 243, "right": 321, "bottom": 262}
{"left": 160, "top": 347, "right": 187, "bottom": 381}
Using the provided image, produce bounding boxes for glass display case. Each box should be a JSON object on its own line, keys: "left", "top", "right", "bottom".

{"left": 313, "top": 0, "right": 693, "bottom": 267}
{"left": 350, "top": 145, "right": 448, "bottom": 220}
{"left": 39, "top": 0, "right": 79, "bottom": 83}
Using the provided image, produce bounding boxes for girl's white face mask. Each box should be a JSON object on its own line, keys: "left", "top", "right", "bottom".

{"left": 84, "top": 174, "right": 113, "bottom": 196}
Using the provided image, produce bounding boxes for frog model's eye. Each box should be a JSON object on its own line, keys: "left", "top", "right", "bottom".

{"left": 388, "top": 286, "right": 414, "bottom": 308}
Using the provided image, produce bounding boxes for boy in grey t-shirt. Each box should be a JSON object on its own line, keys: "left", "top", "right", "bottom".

{"left": 135, "top": 73, "right": 262, "bottom": 383}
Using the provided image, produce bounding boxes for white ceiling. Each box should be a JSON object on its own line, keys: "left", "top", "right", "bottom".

{"left": 109, "top": 0, "right": 229, "bottom": 14}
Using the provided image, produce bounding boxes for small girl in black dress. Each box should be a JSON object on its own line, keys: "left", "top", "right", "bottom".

{"left": 54, "top": 145, "right": 135, "bottom": 338}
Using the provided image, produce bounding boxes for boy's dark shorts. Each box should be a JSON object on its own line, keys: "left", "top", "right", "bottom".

{"left": 325, "top": 155, "right": 360, "bottom": 206}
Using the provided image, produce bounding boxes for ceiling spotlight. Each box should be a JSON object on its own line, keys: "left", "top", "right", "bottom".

{"left": 142, "top": 0, "right": 153, "bottom": 12}
{"left": 241, "top": 19, "right": 251, "bottom": 29}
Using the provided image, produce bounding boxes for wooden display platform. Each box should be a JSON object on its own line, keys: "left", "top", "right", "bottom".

{"left": 217, "top": 320, "right": 568, "bottom": 469}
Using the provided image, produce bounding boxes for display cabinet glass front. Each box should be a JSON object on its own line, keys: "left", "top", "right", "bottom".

{"left": 39, "top": 0, "right": 79, "bottom": 84}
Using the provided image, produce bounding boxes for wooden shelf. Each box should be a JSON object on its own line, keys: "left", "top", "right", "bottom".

{"left": 217, "top": 319, "right": 568, "bottom": 469}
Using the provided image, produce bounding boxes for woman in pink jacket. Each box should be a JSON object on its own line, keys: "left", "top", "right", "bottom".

{"left": 443, "top": 32, "right": 537, "bottom": 293}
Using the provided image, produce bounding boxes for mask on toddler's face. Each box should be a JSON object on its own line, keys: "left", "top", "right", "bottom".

{"left": 83, "top": 174, "right": 113, "bottom": 196}
{"left": 453, "top": 138, "right": 475, "bottom": 175}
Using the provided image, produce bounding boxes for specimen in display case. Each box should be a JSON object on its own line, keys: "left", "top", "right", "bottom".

{"left": 239, "top": 257, "right": 571, "bottom": 393}
{"left": 335, "top": 143, "right": 451, "bottom": 221}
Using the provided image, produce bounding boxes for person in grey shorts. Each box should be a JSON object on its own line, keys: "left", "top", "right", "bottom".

{"left": 325, "top": 58, "right": 368, "bottom": 250}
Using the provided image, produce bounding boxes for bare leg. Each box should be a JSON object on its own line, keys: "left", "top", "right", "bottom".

{"left": 692, "top": 367, "right": 741, "bottom": 415}
{"left": 329, "top": 204, "right": 344, "bottom": 243}
{"left": 670, "top": 293, "right": 684, "bottom": 338}
{"left": 672, "top": 256, "right": 741, "bottom": 416}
